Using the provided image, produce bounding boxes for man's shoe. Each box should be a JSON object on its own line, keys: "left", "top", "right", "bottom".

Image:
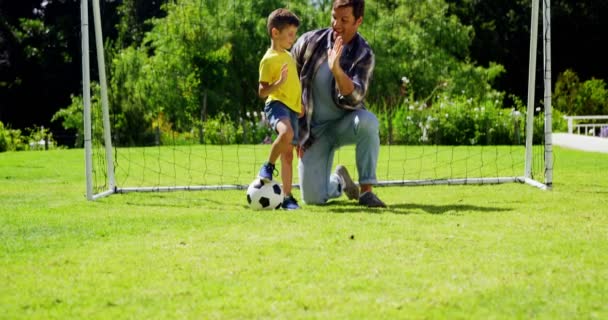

{"left": 359, "top": 191, "right": 387, "bottom": 208}
{"left": 258, "top": 162, "right": 276, "bottom": 181}
{"left": 282, "top": 195, "right": 300, "bottom": 210}
{"left": 335, "top": 165, "right": 359, "bottom": 200}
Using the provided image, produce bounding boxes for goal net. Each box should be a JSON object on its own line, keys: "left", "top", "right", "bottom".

{"left": 81, "top": 0, "right": 553, "bottom": 200}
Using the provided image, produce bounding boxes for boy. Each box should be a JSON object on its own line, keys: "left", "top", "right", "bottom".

{"left": 257, "top": 8, "right": 302, "bottom": 210}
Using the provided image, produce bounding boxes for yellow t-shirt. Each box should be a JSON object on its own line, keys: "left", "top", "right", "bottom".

{"left": 258, "top": 49, "right": 302, "bottom": 114}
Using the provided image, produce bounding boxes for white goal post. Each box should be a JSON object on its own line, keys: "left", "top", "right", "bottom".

{"left": 81, "top": 0, "right": 553, "bottom": 200}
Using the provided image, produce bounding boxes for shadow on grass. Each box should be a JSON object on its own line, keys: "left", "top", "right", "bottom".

{"left": 325, "top": 200, "right": 512, "bottom": 215}
{"left": 116, "top": 193, "right": 513, "bottom": 215}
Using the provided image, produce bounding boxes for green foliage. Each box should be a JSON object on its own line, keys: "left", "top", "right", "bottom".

{"left": 375, "top": 93, "right": 568, "bottom": 145}
{"left": 107, "top": 47, "right": 156, "bottom": 146}
{"left": 0, "top": 121, "right": 60, "bottom": 152}
{"left": 554, "top": 69, "right": 608, "bottom": 115}
{"left": 201, "top": 112, "right": 241, "bottom": 145}
{"left": 52, "top": 95, "right": 84, "bottom": 148}
{"left": 25, "top": 125, "right": 57, "bottom": 151}
{"left": 238, "top": 111, "right": 273, "bottom": 144}
{"left": 55, "top": 0, "right": 547, "bottom": 147}
{"left": 115, "top": 0, "right": 165, "bottom": 49}
{"left": 364, "top": 0, "right": 504, "bottom": 105}
{"left": 94, "top": 0, "right": 506, "bottom": 146}
{"left": 376, "top": 94, "right": 520, "bottom": 145}
{"left": 52, "top": 83, "right": 104, "bottom": 148}
{"left": 0, "top": 121, "right": 26, "bottom": 152}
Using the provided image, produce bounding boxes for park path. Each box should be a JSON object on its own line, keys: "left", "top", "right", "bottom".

{"left": 552, "top": 133, "right": 608, "bottom": 153}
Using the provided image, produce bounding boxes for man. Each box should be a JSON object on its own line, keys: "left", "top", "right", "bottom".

{"left": 291, "top": 0, "right": 386, "bottom": 207}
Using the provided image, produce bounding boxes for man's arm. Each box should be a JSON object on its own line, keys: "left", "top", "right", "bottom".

{"left": 328, "top": 36, "right": 375, "bottom": 107}
{"left": 339, "top": 51, "right": 374, "bottom": 106}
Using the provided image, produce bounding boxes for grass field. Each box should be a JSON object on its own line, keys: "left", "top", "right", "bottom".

{"left": 1, "top": 146, "right": 607, "bottom": 319}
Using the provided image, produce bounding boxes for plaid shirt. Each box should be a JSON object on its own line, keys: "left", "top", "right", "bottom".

{"left": 291, "top": 28, "right": 375, "bottom": 148}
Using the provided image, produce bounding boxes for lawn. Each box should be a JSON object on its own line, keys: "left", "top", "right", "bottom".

{"left": 0, "top": 146, "right": 607, "bottom": 319}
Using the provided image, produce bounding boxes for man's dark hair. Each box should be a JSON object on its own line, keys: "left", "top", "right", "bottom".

{"left": 267, "top": 8, "right": 300, "bottom": 36}
{"left": 333, "top": 0, "right": 365, "bottom": 20}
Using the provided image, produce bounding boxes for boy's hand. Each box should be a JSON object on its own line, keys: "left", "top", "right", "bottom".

{"left": 276, "top": 63, "right": 289, "bottom": 86}
{"left": 298, "top": 105, "right": 305, "bottom": 118}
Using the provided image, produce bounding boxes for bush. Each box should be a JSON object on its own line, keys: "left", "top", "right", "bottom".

{"left": 0, "top": 121, "right": 60, "bottom": 152}
{"left": 25, "top": 126, "right": 57, "bottom": 150}
{"left": 376, "top": 94, "right": 520, "bottom": 145}
{"left": 374, "top": 93, "right": 565, "bottom": 146}
{"left": 238, "top": 111, "right": 272, "bottom": 145}
{"left": 554, "top": 69, "right": 608, "bottom": 116}
{"left": 201, "top": 113, "right": 240, "bottom": 145}
{"left": 0, "top": 121, "right": 26, "bottom": 152}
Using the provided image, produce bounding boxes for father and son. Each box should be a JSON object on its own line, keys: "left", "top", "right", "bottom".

{"left": 257, "top": 0, "right": 387, "bottom": 210}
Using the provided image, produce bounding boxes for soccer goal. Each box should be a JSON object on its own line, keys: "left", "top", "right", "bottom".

{"left": 81, "top": 0, "right": 553, "bottom": 201}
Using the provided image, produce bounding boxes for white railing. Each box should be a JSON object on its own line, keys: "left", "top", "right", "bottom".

{"left": 564, "top": 115, "right": 608, "bottom": 137}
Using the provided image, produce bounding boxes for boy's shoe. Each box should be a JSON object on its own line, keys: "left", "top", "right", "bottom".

{"left": 335, "top": 165, "right": 359, "bottom": 200}
{"left": 282, "top": 195, "right": 300, "bottom": 210}
{"left": 359, "top": 191, "right": 387, "bottom": 208}
{"left": 258, "top": 162, "right": 276, "bottom": 181}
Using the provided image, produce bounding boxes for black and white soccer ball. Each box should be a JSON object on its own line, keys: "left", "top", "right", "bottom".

{"left": 246, "top": 178, "right": 284, "bottom": 210}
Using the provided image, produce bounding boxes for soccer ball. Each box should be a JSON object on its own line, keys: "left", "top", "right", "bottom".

{"left": 246, "top": 178, "right": 283, "bottom": 210}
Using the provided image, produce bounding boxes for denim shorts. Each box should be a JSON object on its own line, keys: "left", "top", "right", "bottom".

{"left": 264, "top": 100, "right": 299, "bottom": 145}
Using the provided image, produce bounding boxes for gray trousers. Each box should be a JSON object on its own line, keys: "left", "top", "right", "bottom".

{"left": 298, "top": 109, "right": 380, "bottom": 204}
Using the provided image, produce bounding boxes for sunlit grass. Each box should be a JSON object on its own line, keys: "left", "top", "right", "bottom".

{"left": 0, "top": 146, "right": 607, "bottom": 319}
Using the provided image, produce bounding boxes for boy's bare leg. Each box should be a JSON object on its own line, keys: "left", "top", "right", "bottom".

{"left": 281, "top": 147, "right": 294, "bottom": 196}
{"left": 268, "top": 119, "right": 293, "bottom": 165}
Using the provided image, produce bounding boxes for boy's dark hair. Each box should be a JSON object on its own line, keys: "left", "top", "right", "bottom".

{"left": 333, "top": 0, "right": 365, "bottom": 20}
{"left": 267, "top": 8, "right": 300, "bottom": 36}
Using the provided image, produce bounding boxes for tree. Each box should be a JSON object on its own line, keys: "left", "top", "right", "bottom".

{"left": 445, "top": 0, "right": 608, "bottom": 104}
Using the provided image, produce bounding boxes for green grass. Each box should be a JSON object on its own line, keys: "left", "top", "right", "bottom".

{"left": 1, "top": 146, "right": 607, "bottom": 319}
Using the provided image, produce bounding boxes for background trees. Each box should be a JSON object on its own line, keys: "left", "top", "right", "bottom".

{"left": 1, "top": 0, "right": 606, "bottom": 147}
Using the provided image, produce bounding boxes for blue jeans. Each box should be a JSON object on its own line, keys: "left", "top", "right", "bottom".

{"left": 264, "top": 100, "right": 299, "bottom": 145}
{"left": 298, "top": 109, "right": 380, "bottom": 204}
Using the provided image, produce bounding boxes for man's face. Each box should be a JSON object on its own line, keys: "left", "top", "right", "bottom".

{"left": 273, "top": 25, "right": 298, "bottom": 50}
{"left": 331, "top": 6, "right": 363, "bottom": 44}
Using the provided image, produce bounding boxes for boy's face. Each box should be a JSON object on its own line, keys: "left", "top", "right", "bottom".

{"left": 331, "top": 6, "right": 363, "bottom": 44}
{"left": 272, "top": 25, "right": 298, "bottom": 50}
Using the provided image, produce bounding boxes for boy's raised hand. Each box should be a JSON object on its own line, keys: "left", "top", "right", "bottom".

{"left": 276, "top": 63, "right": 289, "bottom": 86}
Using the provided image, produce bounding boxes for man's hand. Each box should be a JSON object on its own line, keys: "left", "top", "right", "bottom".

{"left": 327, "top": 36, "right": 354, "bottom": 96}
{"left": 327, "top": 36, "right": 343, "bottom": 73}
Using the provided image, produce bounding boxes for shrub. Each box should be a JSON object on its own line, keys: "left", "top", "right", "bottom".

{"left": 554, "top": 69, "right": 608, "bottom": 116}
{"left": 0, "top": 121, "right": 27, "bottom": 152}
{"left": 202, "top": 113, "right": 239, "bottom": 145}
{"left": 26, "top": 126, "right": 57, "bottom": 150}
{"left": 373, "top": 93, "right": 565, "bottom": 146}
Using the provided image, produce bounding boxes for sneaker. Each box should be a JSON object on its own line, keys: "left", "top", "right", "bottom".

{"left": 282, "top": 195, "right": 300, "bottom": 210}
{"left": 359, "top": 191, "right": 387, "bottom": 208}
{"left": 258, "top": 162, "right": 276, "bottom": 181}
{"left": 335, "top": 165, "right": 359, "bottom": 200}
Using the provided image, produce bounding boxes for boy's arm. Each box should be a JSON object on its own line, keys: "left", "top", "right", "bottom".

{"left": 258, "top": 63, "right": 288, "bottom": 98}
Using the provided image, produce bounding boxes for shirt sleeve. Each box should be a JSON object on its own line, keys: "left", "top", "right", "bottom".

{"left": 259, "top": 57, "right": 276, "bottom": 84}
{"left": 337, "top": 49, "right": 375, "bottom": 107}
